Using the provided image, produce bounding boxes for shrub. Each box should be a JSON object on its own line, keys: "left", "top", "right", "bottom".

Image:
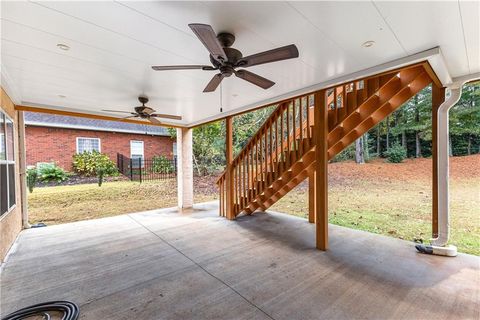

{"left": 152, "top": 155, "right": 174, "bottom": 174}
{"left": 72, "top": 151, "right": 118, "bottom": 177}
{"left": 332, "top": 144, "right": 355, "bottom": 162}
{"left": 38, "top": 164, "right": 69, "bottom": 182}
{"left": 384, "top": 143, "right": 407, "bottom": 163}
{"left": 26, "top": 167, "right": 38, "bottom": 193}
{"left": 96, "top": 167, "right": 105, "bottom": 187}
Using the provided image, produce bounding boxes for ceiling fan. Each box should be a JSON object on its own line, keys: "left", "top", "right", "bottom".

{"left": 102, "top": 96, "right": 182, "bottom": 124}
{"left": 152, "top": 23, "right": 299, "bottom": 92}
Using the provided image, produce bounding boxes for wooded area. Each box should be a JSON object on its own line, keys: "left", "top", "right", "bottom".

{"left": 170, "top": 82, "right": 479, "bottom": 175}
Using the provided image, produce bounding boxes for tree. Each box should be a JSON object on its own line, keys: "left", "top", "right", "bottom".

{"left": 355, "top": 136, "right": 365, "bottom": 164}
{"left": 168, "top": 105, "right": 275, "bottom": 175}
{"left": 449, "top": 82, "right": 480, "bottom": 155}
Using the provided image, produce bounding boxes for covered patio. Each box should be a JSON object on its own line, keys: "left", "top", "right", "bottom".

{"left": 1, "top": 1, "right": 479, "bottom": 319}
{"left": 2, "top": 202, "right": 477, "bottom": 319}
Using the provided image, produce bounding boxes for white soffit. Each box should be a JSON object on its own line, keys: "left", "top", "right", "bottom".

{"left": 1, "top": 1, "right": 477, "bottom": 127}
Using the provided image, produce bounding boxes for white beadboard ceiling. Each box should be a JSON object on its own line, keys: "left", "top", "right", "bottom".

{"left": 1, "top": 1, "right": 478, "bottom": 127}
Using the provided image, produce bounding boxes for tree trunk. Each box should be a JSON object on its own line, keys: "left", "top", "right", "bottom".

{"left": 401, "top": 109, "right": 407, "bottom": 148}
{"left": 376, "top": 125, "right": 381, "bottom": 156}
{"left": 467, "top": 135, "right": 472, "bottom": 155}
{"left": 449, "top": 134, "right": 453, "bottom": 157}
{"left": 363, "top": 133, "right": 370, "bottom": 161}
{"left": 386, "top": 116, "right": 390, "bottom": 151}
{"left": 193, "top": 153, "right": 202, "bottom": 176}
{"left": 395, "top": 111, "right": 400, "bottom": 144}
{"left": 355, "top": 137, "right": 365, "bottom": 164}
{"left": 415, "top": 132, "right": 422, "bottom": 158}
{"left": 414, "top": 96, "right": 421, "bottom": 157}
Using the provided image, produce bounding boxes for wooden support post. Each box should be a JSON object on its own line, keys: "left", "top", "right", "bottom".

{"left": 314, "top": 90, "right": 328, "bottom": 250}
{"left": 225, "top": 116, "right": 235, "bottom": 220}
{"left": 18, "top": 110, "right": 30, "bottom": 228}
{"left": 308, "top": 171, "right": 315, "bottom": 223}
{"left": 431, "top": 84, "right": 446, "bottom": 238}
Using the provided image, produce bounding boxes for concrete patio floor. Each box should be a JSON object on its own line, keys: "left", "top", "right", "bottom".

{"left": 1, "top": 202, "right": 478, "bottom": 319}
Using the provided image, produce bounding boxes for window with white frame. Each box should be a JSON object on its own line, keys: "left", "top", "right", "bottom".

{"left": 76, "top": 137, "right": 101, "bottom": 154}
{"left": 1, "top": 111, "right": 16, "bottom": 216}
{"left": 130, "top": 140, "right": 144, "bottom": 168}
{"left": 130, "top": 140, "right": 144, "bottom": 160}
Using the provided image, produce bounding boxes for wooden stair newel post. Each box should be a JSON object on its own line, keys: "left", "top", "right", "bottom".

{"left": 431, "top": 84, "right": 446, "bottom": 238}
{"left": 225, "top": 116, "right": 235, "bottom": 220}
{"left": 314, "top": 90, "right": 328, "bottom": 250}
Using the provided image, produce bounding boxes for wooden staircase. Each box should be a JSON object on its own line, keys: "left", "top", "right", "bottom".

{"left": 217, "top": 64, "right": 434, "bottom": 219}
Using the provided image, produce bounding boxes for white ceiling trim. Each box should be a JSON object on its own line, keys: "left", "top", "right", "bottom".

{"left": 188, "top": 47, "right": 451, "bottom": 127}
{"left": 16, "top": 100, "right": 187, "bottom": 128}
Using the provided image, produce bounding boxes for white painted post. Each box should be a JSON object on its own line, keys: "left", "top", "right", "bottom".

{"left": 176, "top": 128, "right": 193, "bottom": 210}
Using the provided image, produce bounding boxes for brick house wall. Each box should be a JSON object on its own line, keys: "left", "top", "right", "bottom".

{"left": 26, "top": 125, "right": 174, "bottom": 170}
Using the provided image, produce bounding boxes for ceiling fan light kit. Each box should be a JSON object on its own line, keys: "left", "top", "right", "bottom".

{"left": 151, "top": 23, "right": 299, "bottom": 93}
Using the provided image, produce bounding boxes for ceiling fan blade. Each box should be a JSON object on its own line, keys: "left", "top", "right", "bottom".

{"left": 188, "top": 24, "right": 227, "bottom": 62}
{"left": 148, "top": 117, "right": 162, "bottom": 124}
{"left": 102, "top": 109, "right": 135, "bottom": 114}
{"left": 234, "top": 70, "right": 275, "bottom": 89}
{"left": 151, "top": 113, "right": 182, "bottom": 121}
{"left": 120, "top": 115, "right": 139, "bottom": 120}
{"left": 203, "top": 73, "right": 225, "bottom": 92}
{"left": 237, "top": 44, "right": 299, "bottom": 68}
{"left": 152, "top": 65, "right": 216, "bottom": 71}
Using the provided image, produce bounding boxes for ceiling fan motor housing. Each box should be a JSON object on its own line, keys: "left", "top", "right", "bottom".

{"left": 217, "top": 32, "right": 235, "bottom": 48}
{"left": 210, "top": 47, "right": 243, "bottom": 70}
{"left": 138, "top": 95, "right": 149, "bottom": 105}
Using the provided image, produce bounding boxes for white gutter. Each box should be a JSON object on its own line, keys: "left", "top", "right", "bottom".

{"left": 24, "top": 121, "right": 171, "bottom": 137}
{"left": 416, "top": 72, "right": 480, "bottom": 257}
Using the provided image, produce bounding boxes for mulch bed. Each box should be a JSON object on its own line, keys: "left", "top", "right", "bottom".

{"left": 36, "top": 174, "right": 130, "bottom": 187}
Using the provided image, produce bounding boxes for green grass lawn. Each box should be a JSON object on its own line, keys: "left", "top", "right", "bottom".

{"left": 271, "top": 156, "right": 479, "bottom": 256}
{"left": 28, "top": 179, "right": 216, "bottom": 225}
{"left": 28, "top": 156, "right": 479, "bottom": 255}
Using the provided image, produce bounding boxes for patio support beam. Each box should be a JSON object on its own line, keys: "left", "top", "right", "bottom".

{"left": 18, "top": 111, "right": 30, "bottom": 228}
{"left": 225, "top": 116, "right": 235, "bottom": 220}
{"left": 314, "top": 90, "right": 328, "bottom": 250}
{"left": 431, "top": 84, "right": 445, "bottom": 238}
{"left": 308, "top": 171, "right": 315, "bottom": 223}
{"left": 177, "top": 128, "right": 193, "bottom": 210}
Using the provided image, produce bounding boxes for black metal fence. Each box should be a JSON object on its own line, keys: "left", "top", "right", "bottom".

{"left": 117, "top": 153, "right": 177, "bottom": 182}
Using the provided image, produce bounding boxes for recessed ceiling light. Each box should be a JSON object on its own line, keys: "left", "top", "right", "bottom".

{"left": 58, "top": 94, "right": 66, "bottom": 98}
{"left": 56, "top": 43, "right": 70, "bottom": 51}
{"left": 361, "top": 41, "right": 375, "bottom": 48}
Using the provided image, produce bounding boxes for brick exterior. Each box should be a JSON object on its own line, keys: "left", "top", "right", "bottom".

{"left": 25, "top": 125, "right": 174, "bottom": 170}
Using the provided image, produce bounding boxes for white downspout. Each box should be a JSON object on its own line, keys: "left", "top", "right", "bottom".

{"left": 416, "top": 72, "right": 480, "bottom": 257}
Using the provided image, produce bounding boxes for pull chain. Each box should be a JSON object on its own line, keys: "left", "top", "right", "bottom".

{"left": 220, "top": 82, "right": 223, "bottom": 113}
